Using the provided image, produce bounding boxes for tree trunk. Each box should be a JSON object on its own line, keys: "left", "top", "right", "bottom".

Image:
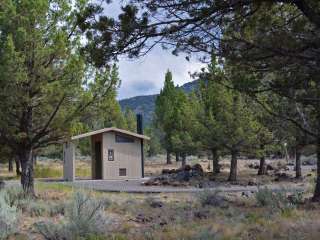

{"left": 166, "top": 150, "right": 172, "bottom": 164}
{"left": 181, "top": 153, "right": 186, "bottom": 168}
{"left": 258, "top": 156, "right": 267, "bottom": 175}
{"left": 8, "top": 158, "right": 13, "bottom": 172}
{"left": 175, "top": 152, "right": 179, "bottom": 162}
{"left": 19, "top": 149, "right": 35, "bottom": 196}
{"left": 228, "top": 150, "right": 238, "bottom": 182}
{"left": 258, "top": 145, "right": 267, "bottom": 175}
{"left": 313, "top": 133, "right": 320, "bottom": 201}
{"left": 15, "top": 157, "right": 21, "bottom": 176}
{"left": 33, "top": 153, "right": 37, "bottom": 166}
{"left": 295, "top": 146, "right": 302, "bottom": 179}
{"left": 211, "top": 148, "right": 220, "bottom": 174}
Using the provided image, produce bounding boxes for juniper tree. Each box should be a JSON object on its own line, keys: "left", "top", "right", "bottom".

{"left": 196, "top": 60, "right": 226, "bottom": 174}
{"left": 197, "top": 63, "right": 260, "bottom": 181}
{"left": 170, "top": 91, "right": 201, "bottom": 168}
{"left": 0, "top": 0, "right": 117, "bottom": 195}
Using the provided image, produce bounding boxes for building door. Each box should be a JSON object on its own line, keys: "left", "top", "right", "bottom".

{"left": 95, "top": 141, "right": 102, "bottom": 179}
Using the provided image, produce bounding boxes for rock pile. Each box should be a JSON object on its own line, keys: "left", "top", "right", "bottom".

{"left": 144, "top": 164, "right": 205, "bottom": 187}
{"left": 248, "top": 163, "right": 259, "bottom": 169}
{"left": 248, "top": 163, "right": 274, "bottom": 171}
{"left": 274, "top": 172, "right": 291, "bottom": 181}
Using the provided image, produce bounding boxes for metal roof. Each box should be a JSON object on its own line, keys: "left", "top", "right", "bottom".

{"left": 71, "top": 127, "right": 150, "bottom": 141}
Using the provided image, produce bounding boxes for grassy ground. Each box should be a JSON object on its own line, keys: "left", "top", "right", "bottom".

{"left": 0, "top": 155, "right": 319, "bottom": 239}
{"left": 0, "top": 160, "right": 91, "bottom": 180}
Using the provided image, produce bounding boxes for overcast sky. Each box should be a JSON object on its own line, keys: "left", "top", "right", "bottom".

{"left": 117, "top": 49, "right": 205, "bottom": 99}
{"left": 103, "top": 1, "right": 205, "bottom": 100}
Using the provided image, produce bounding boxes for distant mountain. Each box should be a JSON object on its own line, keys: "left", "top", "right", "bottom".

{"left": 119, "top": 80, "right": 199, "bottom": 125}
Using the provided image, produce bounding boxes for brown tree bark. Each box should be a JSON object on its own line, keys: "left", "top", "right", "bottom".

{"left": 19, "top": 149, "right": 35, "bottom": 196}
{"left": 258, "top": 145, "right": 267, "bottom": 175}
{"left": 166, "top": 150, "right": 172, "bottom": 164}
{"left": 181, "top": 153, "right": 186, "bottom": 168}
{"left": 212, "top": 148, "right": 220, "bottom": 174}
{"left": 33, "top": 153, "right": 37, "bottom": 166}
{"left": 295, "top": 146, "right": 302, "bottom": 179}
{"left": 228, "top": 150, "right": 238, "bottom": 182}
{"left": 8, "top": 158, "right": 13, "bottom": 172}
{"left": 15, "top": 156, "right": 21, "bottom": 176}
{"left": 175, "top": 152, "right": 179, "bottom": 162}
{"left": 258, "top": 156, "right": 267, "bottom": 175}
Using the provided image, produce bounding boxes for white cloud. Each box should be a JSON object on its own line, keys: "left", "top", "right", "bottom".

{"left": 117, "top": 46, "right": 205, "bottom": 99}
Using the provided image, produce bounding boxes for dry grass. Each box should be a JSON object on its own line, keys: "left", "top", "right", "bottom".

{"left": 0, "top": 155, "right": 319, "bottom": 239}
{"left": 0, "top": 180, "right": 319, "bottom": 240}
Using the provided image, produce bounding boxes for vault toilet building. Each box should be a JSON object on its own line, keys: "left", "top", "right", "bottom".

{"left": 63, "top": 115, "right": 149, "bottom": 181}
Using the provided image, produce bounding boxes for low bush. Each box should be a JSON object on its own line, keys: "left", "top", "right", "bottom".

{"left": 66, "top": 191, "right": 109, "bottom": 236}
{"left": 4, "top": 186, "right": 24, "bottom": 206}
{"left": 255, "top": 187, "right": 295, "bottom": 214}
{"left": 5, "top": 187, "right": 57, "bottom": 217}
{"left": 197, "top": 190, "right": 227, "bottom": 207}
{"left": 49, "top": 203, "right": 65, "bottom": 217}
{"left": 25, "top": 200, "right": 50, "bottom": 217}
{"left": 288, "top": 190, "right": 304, "bottom": 205}
{"left": 0, "top": 191, "right": 19, "bottom": 239}
{"left": 186, "top": 227, "right": 222, "bottom": 240}
{"left": 144, "top": 197, "right": 164, "bottom": 208}
{"left": 35, "top": 191, "right": 109, "bottom": 240}
{"left": 35, "top": 221, "right": 66, "bottom": 240}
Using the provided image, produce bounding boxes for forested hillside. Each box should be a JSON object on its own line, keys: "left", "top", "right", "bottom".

{"left": 119, "top": 80, "right": 200, "bottom": 125}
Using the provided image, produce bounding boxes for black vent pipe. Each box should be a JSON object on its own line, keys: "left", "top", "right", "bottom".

{"left": 136, "top": 114, "right": 143, "bottom": 134}
{"left": 136, "top": 114, "right": 144, "bottom": 178}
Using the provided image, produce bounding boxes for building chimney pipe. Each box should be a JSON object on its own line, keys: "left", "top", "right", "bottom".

{"left": 136, "top": 114, "right": 143, "bottom": 134}
{"left": 136, "top": 113, "right": 144, "bottom": 178}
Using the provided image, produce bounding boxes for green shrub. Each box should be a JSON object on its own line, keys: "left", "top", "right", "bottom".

{"left": 49, "top": 203, "right": 65, "bottom": 217}
{"left": 66, "top": 191, "right": 109, "bottom": 236}
{"left": 197, "top": 190, "right": 227, "bottom": 207}
{"left": 35, "top": 191, "right": 109, "bottom": 240}
{"left": 4, "top": 186, "right": 24, "bottom": 206}
{"left": 35, "top": 221, "right": 66, "bottom": 240}
{"left": 25, "top": 201, "right": 49, "bottom": 217}
{"left": 3, "top": 186, "right": 61, "bottom": 217}
{"left": 144, "top": 197, "right": 164, "bottom": 208}
{"left": 255, "top": 187, "right": 295, "bottom": 213}
{"left": 288, "top": 190, "right": 304, "bottom": 205}
{"left": 100, "top": 197, "right": 112, "bottom": 209}
{"left": 187, "top": 227, "right": 222, "bottom": 240}
{"left": 0, "top": 191, "right": 19, "bottom": 239}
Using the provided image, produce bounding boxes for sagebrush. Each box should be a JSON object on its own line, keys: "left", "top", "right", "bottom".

{"left": 0, "top": 190, "right": 19, "bottom": 239}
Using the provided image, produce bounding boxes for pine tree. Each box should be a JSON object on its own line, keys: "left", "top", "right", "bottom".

{"left": 155, "top": 70, "right": 177, "bottom": 164}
